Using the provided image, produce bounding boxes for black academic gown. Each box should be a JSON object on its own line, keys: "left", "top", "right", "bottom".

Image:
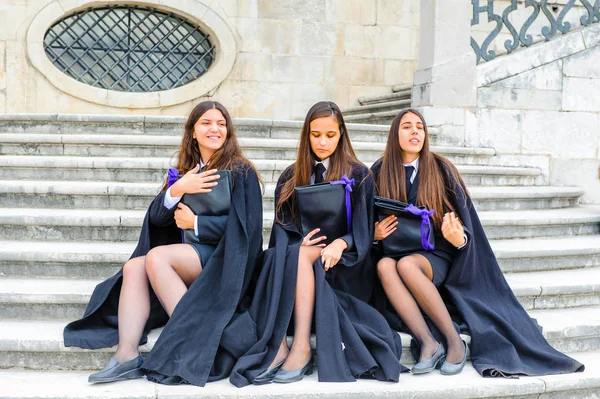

{"left": 229, "top": 163, "right": 405, "bottom": 387}
{"left": 370, "top": 158, "right": 584, "bottom": 377}
{"left": 64, "top": 164, "right": 264, "bottom": 386}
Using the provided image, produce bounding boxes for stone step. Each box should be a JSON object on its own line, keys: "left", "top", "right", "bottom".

{"left": 357, "top": 89, "right": 412, "bottom": 106}
{"left": 342, "top": 99, "right": 411, "bottom": 116}
{"left": 3, "top": 266, "right": 599, "bottom": 320}
{"left": 0, "top": 133, "right": 496, "bottom": 165}
{"left": 479, "top": 205, "right": 600, "bottom": 239}
{"left": 1, "top": 233, "right": 599, "bottom": 279}
{"left": 0, "top": 350, "right": 597, "bottom": 399}
{"left": 491, "top": 235, "right": 600, "bottom": 273}
{"left": 466, "top": 186, "right": 583, "bottom": 211}
{"left": 344, "top": 111, "right": 398, "bottom": 125}
{"left": 0, "top": 115, "right": 393, "bottom": 142}
{"left": 505, "top": 267, "right": 600, "bottom": 310}
{"left": 0, "top": 179, "right": 570, "bottom": 211}
{"left": 392, "top": 83, "right": 412, "bottom": 93}
{"left": 2, "top": 205, "right": 599, "bottom": 246}
{"left": 0, "top": 241, "right": 132, "bottom": 279}
{"left": 0, "top": 305, "right": 596, "bottom": 370}
{"left": 0, "top": 156, "right": 534, "bottom": 185}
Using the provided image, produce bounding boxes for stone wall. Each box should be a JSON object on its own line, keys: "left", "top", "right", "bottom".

{"left": 472, "top": 24, "right": 600, "bottom": 203}
{"left": 0, "top": 0, "right": 420, "bottom": 119}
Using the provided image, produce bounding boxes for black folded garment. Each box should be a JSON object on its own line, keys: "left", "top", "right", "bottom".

{"left": 295, "top": 182, "right": 348, "bottom": 246}
{"left": 374, "top": 195, "right": 435, "bottom": 257}
{"left": 180, "top": 170, "right": 232, "bottom": 244}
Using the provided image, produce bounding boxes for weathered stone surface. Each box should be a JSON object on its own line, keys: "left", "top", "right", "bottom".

{"left": 257, "top": 0, "right": 325, "bottom": 20}
{"left": 563, "top": 46, "right": 600, "bottom": 79}
{"left": 384, "top": 60, "right": 418, "bottom": 86}
{"left": 551, "top": 158, "right": 600, "bottom": 204}
{"left": 299, "top": 22, "right": 342, "bottom": 57}
{"left": 377, "top": 26, "right": 419, "bottom": 60}
{"left": 478, "top": 87, "right": 562, "bottom": 110}
{"left": 376, "top": 0, "right": 419, "bottom": 27}
{"left": 343, "top": 25, "right": 378, "bottom": 59}
{"left": 562, "top": 77, "right": 600, "bottom": 112}
{"left": 475, "top": 109, "right": 522, "bottom": 154}
{"left": 492, "top": 60, "right": 563, "bottom": 91}
{"left": 326, "top": 58, "right": 384, "bottom": 86}
{"left": 521, "top": 111, "right": 599, "bottom": 159}
{"left": 326, "top": 0, "right": 376, "bottom": 25}
{"left": 272, "top": 56, "right": 325, "bottom": 83}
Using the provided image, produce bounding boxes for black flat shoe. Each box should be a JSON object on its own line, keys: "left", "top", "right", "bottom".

{"left": 440, "top": 340, "right": 469, "bottom": 375}
{"left": 273, "top": 355, "right": 313, "bottom": 383}
{"left": 253, "top": 360, "right": 284, "bottom": 384}
{"left": 88, "top": 354, "right": 145, "bottom": 384}
{"left": 411, "top": 343, "right": 446, "bottom": 374}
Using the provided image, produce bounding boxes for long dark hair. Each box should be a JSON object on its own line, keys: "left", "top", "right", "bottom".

{"left": 376, "top": 108, "right": 467, "bottom": 230}
{"left": 276, "top": 101, "right": 363, "bottom": 223}
{"left": 161, "top": 101, "right": 261, "bottom": 191}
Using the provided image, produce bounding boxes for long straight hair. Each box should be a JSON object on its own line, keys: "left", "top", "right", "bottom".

{"left": 161, "top": 101, "right": 261, "bottom": 191}
{"left": 376, "top": 108, "right": 467, "bottom": 230}
{"left": 276, "top": 101, "right": 362, "bottom": 223}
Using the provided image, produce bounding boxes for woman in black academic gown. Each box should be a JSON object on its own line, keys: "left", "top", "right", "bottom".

{"left": 372, "top": 108, "right": 584, "bottom": 377}
{"left": 63, "top": 101, "right": 264, "bottom": 386}
{"left": 229, "top": 101, "right": 404, "bottom": 386}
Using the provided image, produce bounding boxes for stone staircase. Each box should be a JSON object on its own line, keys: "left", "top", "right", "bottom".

{"left": 342, "top": 84, "right": 412, "bottom": 125}
{"left": 0, "top": 114, "right": 599, "bottom": 398}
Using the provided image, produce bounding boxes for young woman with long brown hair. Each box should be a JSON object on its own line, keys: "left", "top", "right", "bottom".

{"left": 64, "top": 101, "right": 265, "bottom": 386}
{"left": 372, "top": 109, "right": 583, "bottom": 377}
{"left": 229, "top": 101, "right": 403, "bottom": 386}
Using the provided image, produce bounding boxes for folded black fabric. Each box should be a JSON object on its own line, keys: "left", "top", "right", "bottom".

{"left": 294, "top": 182, "right": 347, "bottom": 245}
{"left": 180, "top": 170, "right": 232, "bottom": 245}
{"left": 180, "top": 170, "right": 232, "bottom": 216}
{"left": 374, "top": 195, "right": 435, "bottom": 257}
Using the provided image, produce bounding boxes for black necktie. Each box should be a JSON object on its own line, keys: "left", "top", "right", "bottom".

{"left": 405, "top": 165, "right": 415, "bottom": 191}
{"left": 314, "top": 163, "right": 326, "bottom": 184}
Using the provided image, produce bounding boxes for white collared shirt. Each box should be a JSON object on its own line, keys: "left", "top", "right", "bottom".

{"left": 310, "top": 157, "right": 330, "bottom": 184}
{"left": 403, "top": 157, "right": 419, "bottom": 184}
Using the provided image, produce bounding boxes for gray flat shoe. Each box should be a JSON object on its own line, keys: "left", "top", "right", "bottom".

{"left": 273, "top": 355, "right": 313, "bottom": 383}
{"left": 254, "top": 360, "right": 284, "bottom": 384}
{"left": 88, "top": 354, "right": 145, "bottom": 384}
{"left": 411, "top": 343, "right": 446, "bottom": 374}
{"left": 440, "top": 340, "right": 469, "bottom": 375}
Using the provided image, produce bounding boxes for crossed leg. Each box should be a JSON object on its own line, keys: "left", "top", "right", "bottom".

{"left": 377, "top": 254, "right": 464, "bottom": 363}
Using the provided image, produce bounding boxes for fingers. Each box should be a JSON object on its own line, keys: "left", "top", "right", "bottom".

{"left": 305, "top": 228, "right": 320, "bottom": 241}
{"left": 186, "top": 164, "right": 201, "bottom": 175}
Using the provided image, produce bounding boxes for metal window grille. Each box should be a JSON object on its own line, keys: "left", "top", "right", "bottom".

{"left": 43, "top": 5, "right": 216, "bottom": 92}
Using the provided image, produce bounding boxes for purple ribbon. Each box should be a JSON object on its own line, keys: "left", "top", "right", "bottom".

{"left": 405, "top": 204, "right": 435, "bottom": 251}
{"left": 167, "top": 167, "right": 184, "bottom": 243}
{"left": 329, "top": 175, "right": 355, "bottom": 233}
{"left": 167, "top": 167, "right": 179, "bottom": 188}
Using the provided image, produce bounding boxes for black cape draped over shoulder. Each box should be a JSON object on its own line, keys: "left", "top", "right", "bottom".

{"left": 370, "top": 158, "right": 584, "bottom": 377}
{"left": 229, "top": 163, "right": 406, "bottom": 387}
{"left": 64, "top": 165, "right": 264, "bottom": 387}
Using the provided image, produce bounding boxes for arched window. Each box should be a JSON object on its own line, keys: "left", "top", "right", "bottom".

{"left": 44, "top": 5, "right": 215, "bottom": 92}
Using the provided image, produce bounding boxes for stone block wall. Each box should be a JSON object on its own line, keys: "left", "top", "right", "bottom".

{"left": 473, "top": 24, "right": 600, "bottom": 203}
{"left": 0, "top": 0, "right": 420, "bottom": 119}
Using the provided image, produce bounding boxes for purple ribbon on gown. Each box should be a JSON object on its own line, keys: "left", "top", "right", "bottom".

{"left": 167, "top": 168, "right": 184, "bottom": 243}
{"left": 404, "top": 204, "right": 435, "bottom": 251}
{"left": 329, "top": 175, "right": 355, "bottom": 233}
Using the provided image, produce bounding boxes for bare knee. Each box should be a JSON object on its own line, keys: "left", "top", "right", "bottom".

{"left": 145, "top": 248, "right": 168, "bottom": 280}
{"left": 122, "top": 257, "right": 147, "bottom": 282}
{"left": 377, "top": 258, "right": 397, "bottom": 280}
